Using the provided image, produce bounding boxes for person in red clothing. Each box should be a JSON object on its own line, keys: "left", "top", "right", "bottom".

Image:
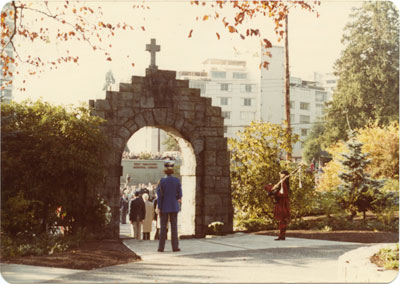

{"left": 265, "top": 170, "right": 291, "bottom": 241}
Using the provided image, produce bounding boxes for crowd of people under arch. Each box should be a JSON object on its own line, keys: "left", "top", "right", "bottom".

{"left": 120, "top": 182, "right": 166, "bottom": 240}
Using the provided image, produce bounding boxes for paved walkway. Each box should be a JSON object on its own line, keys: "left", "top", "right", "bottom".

{"left": 3, "top": 231, "right": 390, "bottom": 284}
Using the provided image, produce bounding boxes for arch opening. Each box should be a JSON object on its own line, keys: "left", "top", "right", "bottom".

{"left": 120, "top": 125, "right": 196, "bottom": 237}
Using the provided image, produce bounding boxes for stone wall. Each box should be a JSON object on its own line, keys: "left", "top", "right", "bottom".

{"left": 89, "top": 68, "right": 233, "bottom": 238}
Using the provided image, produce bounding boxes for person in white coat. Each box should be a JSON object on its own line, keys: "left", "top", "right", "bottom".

{"left": 142, "top": 193, "right": 154, "bottom": 240}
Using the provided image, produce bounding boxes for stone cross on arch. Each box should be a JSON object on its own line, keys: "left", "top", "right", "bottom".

{"left": 146, "top": 38, "right": 160, "bottom": 70}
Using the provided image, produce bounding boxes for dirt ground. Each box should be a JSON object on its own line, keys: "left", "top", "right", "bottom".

{"left": 2, "top": 231, "right": 398, "bottom": 270}
{"left": 1, "top": 239, "right": 141, "bottom": 270}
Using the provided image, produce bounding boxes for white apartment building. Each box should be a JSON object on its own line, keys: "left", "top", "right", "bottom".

{"left": 289, "top": 77, "right": 328, "bottom": 158}
{"left": 260, "top": 46, "right": 285, "bottom": 124}
{"left": 260, "top": 46, "right": 330, "bottom": 159}
{"left": 144, "top": 127, "right": 169, "bottom": 153}
{"left": 312, "top": 72, "right": 338, "bottom": 101}
{"left": 178, "top": 58, "right": 260, "bottom": 139}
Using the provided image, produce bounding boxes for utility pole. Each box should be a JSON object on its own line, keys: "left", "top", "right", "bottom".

{"left": 158, "top": 128, "right": 161, "bottom": 153}
{"left": 284, "top": 14, "right": 292, "bottom": 161}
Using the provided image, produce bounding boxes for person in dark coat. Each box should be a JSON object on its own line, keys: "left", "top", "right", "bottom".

{"left": 271, "top": 170, "right": 291, "bottom": 240}
{"left": 156, "top": 160, "right": 182, "bottom": 252}
{"left": 120, "top": 194, "right": 129, "bottom": 224}
{"left": 129, "top": 191, "right": 146, "bottom": 240}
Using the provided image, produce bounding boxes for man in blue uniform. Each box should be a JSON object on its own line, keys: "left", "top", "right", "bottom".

{"left": 156, "top": 160, "right": 182, "bottom": 252}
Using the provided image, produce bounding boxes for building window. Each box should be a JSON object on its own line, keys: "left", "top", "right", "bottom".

{"left": 224, "top": 126, "right": 228, "bottom": 133}
{"left": 220, "top": 97, "right": 230, "bottom": 106}
{"left": 290, "top": 114, "right": 295, "bottom": 123}
{"left": 220, "top": 83, "right": 230, "bottom": 91}
{"left": 326, "top": 79, "right": 336, "bottom": 84}
{"left": 290, "top": 101, "right": 295, "bottom": 109}
{"left": 211, "top": 71, "right": 226, "bottom": 79}
{"left": 222, "top": 111, "right": 231, "bottom": 119}
{"left": 300, "top": 115, "right": 310, "bottom": 124}
{"left": 301, "top": 129, "right": 308, "bottom": 136}
{"left": 233, "top": 72, "right": 247, "bottom": 79}
{"left": 240, "top": 111, "right": 255, "bottom": 121}
{"left": 242, "top": 98, "right": 253, "bottom": 106}
{"left": 300, "top": 102, "right": 310, "bottom": 110}
{"left": 316, "top": 91, "right": 327, "bottom": 102}
{"left": 240, "top": 84, "right": 253, "bottom": 92}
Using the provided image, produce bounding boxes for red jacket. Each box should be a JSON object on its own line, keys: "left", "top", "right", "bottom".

{"left": 273, "top": 181, "right": 290, "bottom": 221}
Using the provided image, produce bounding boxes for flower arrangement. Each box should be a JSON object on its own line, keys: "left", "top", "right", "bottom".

{"left": 208, "top": 221, "right": 224, "bottom": 235}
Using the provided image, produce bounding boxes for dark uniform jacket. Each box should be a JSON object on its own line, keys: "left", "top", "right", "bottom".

{"left": 156, "top": 175, "right": 182, "bottom": 213}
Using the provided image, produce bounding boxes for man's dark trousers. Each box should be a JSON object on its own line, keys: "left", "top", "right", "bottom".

{"left": 158, "top": 212, "right": 178, "bottom": 251}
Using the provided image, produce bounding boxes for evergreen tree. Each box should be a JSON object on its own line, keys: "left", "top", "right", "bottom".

{"left": 103, "top": 70, "right": 116, "bottom": 91}
{"left": 323, "top": 2, "right": 399, "bottom": 146}
{"left": 336, "top": 133, "right": 382, "bottom": 219}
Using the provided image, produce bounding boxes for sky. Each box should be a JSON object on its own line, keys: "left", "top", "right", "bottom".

{"left": 3, "top": 0, "right": 377, "bottom": 151}
{"left": 7, "top": 0, "right": 369, "bottom": 106}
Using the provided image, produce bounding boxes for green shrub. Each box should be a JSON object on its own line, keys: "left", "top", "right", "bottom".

{"left": 208, "top": 221, "right": 224, "bottom": 235}
{"left": 1, "top": 191, "right": 43, "bottom": 240}
{"left": 372, "top": 245, "right": 399, "bottom": 270}
{"left": 287, "top": 219, "right": 313, "bottom": 230}
{"left": 372, "top": 179, "right": 399, "bottom": 226}
{"left": 0, "top": 227, "right": 101, "bottom": 259}
{"left": 1, "top": 233, "right": 68, "bottom": 258}
{"left": 235, "top": 217, "right": 275, "bottom": 232}
{"left": 293, "top": 215, "right": 399, "bottom": 232}
{"left": 314, "top": 191, "right": 342, "bottom": 217}
{"left": 1, "top": 100, "right": 110, "bottom": 238}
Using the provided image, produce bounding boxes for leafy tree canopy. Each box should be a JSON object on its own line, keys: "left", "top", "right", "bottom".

{"left": 229, "top": 121, "right": 316, "bottom": 222}
{"left": 317, "top": 122, "right": 399, "bottom": 194}
{"left": 302, "top": 123, "right": 329, "bottom": 164}
{"left": 1, "top": 100, "right": 110, "bottom": 239}
{"left": 323, "top": 1, "right": 399, "bottom": 146}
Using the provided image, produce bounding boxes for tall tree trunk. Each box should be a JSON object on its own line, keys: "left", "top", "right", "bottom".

{"left": 284, "top": 14, "right": 292, "bottom": 161}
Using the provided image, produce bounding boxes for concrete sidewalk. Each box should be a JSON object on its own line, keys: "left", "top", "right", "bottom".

{"left": 1, "top": 233, "right": 397, "bottom": 283}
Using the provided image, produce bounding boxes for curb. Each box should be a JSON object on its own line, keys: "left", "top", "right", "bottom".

{"left": 338, "top": 243, "right": 398, "bottom": 283}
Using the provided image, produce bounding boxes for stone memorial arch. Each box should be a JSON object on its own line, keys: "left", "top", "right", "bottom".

{"left": 89, "top": 39, "right": 233, "bottom": 238}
